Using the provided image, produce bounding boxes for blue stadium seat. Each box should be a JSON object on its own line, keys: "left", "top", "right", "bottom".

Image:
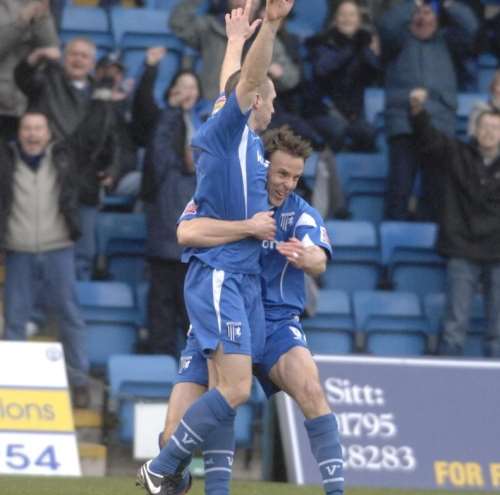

{"left": 111, "top": 7, "right": 184, "bottom": 49}
{"left": 322, "top": 221, "right": 381, "bottom": 292}
{"left": 302, "top": 289, "right": 355, "bottom": 354}
{"left": 477, "top": 53, "right": 498, "bottom": 93}
{"left": 380, "top": 222, "right": 446, "bottom": 296}
{"left": 348, "top": 192, "right": 385, "bottom": 224}
{"left": 423, "top": 293, "right": 486, "bottom": 357}
{"left": 135, "top": 281, "right": 149, "bottom": 327}
{"left": 107, "top": 354, "right": 177, "bottom": 442}
{"left": 60, "top": 7, "right": 114, "bottom": 51}
{"left": 76, "top": 281, "right": 140, "bottom": 367}
{"left": 456, "top": 92, "right": 488, "bottom": 136}
{"left": 336, "top": 152, "right": 388, "bottom": 196}
{"left": 302, "top": 152, "right": 320, "bottom": 190}
{"left": 96, "top": 213, "right": 147, "bottom": 287}
{"left": 364, "top": 87, "right": 385, "bottom": 130}
{"left": 286, "top": 0, "right": 328, "bottom": 39}
{"left": 353, "top": 290, "right": 432, "bottom": 356}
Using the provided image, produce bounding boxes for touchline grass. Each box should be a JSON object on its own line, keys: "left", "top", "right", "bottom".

{"left": 0, "top": 477, "right": 496, "bottom": 495}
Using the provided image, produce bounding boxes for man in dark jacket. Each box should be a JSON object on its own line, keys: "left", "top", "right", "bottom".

{"left": 0, "top": 111, "right": 90, "bottom": 406}
{"left": 410, "top": 88, "right": 500, "bottom": 358}
{"left": 378, "top": 0, "right": 478, "bottom": 220}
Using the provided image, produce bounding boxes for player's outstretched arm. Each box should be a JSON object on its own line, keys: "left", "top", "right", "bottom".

{"left": 277, "top": 238, "right": 327, "bottom": 277}
{"left": 219, "top": 0, "right": 261, "bottom": 93}
{"left": 236, "top": 0, "right": 294, "bottom": 110}
{"left": 177, "top": 211, "right": 276, "bottom": 247}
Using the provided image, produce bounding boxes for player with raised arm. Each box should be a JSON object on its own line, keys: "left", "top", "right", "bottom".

{"left": 169, "top": 126, "right": 344, "bottom": 495}
{"left": 136, "top": 0, "right": 294, "bottom": 494}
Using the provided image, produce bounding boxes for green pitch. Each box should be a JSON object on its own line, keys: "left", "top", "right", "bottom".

{"left": 0, "top": 477, "right": 495, "bottom": 495}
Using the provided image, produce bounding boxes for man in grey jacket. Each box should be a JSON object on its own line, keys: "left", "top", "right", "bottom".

{"left": 377, "top": 0, "right": 477, "bottom": 221}
{"left": 170, "top": 0, "right": 300, "bottom": 100}
{"left": 0, "top": 0, "right": 58, "bottom": 140}
{"left": 0, "top": 111, "right": 90, "bottom": 407}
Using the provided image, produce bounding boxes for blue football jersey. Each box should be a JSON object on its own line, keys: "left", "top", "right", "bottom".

{"left": 261, "top": 193, "right": 332, "bottom": 320}
{"left": 180, "top": 91, "right": 269, "bottom": 274}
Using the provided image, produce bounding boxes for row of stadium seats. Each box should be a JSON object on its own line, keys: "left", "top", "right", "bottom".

{"left": 91, "top": 213, "right": 445, "bottom": 296}
{"left": 78, "top": 279, "right": 488, "bottom": 369}
{"left": 107, "top": 353, "right": 266, "bottom": 445}
{"left": 304, "top": 289, "right": 488, "bottom": 358}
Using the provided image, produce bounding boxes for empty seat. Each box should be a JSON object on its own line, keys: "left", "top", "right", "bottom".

{"left": 322, "top": 221, "right": 381, "bottom": 292}
{"left": 302, "top": 152, "right": 320, "bottom": 190}
{"left": 76, "top": 281, "right": 139, "bottom": 367}
{"left": 380, "top": 222, "right": 445, "bottom": 296}
{"left": 423, "top": 292, "right": 486, "bottom": 357}
{"left": 111, "top": 7, "right": 184, "bottom": 50}
{"left": 96, "top": 213, "right": 147, "bottom": 287}
{"left": 303, "top": 290, "right": 355, "bottom": 354}
{"left": 286, "top": 0, "right": 328, "bottom": 39}
{"left": 364, "top": 87, "right": 385, "bottom": 130}
{"left": 354, "top": 290, "right": 431, "bottom": 356}
{"left": 60, "top": 7, "right": 114, "bottom": 51}
{"left": 336, "top": 152, "right": 388, "bottom": 195}
{"left": 348, "top": 192, "right": 385, "bottom": 224}
{"left": 456, "top": 92, "right": 488, "bottom": 136}
{"left": 107, "top": 354, "right": 177, "bottom": 442}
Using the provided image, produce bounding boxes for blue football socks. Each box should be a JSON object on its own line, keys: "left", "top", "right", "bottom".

{"left": 203, "top": 412, "right": 236, "bottom": 495}
{"left": 304, "top": 413, "right": 344, "bottom": 495}
{"left": 150, "top": 389, "right": 235, "bottom": 475}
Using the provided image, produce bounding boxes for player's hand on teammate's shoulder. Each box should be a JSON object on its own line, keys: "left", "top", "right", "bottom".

{"left": 264, "top": 0, "right": 295, "bottom": 23}
{"left": 225, "top": 0, "right": 262, "bottom": 42}
{"left": 277, "top": 237, "right": 305, "bottom": 267}
{"left": 248, "top": 210, "right": 276, "bottom": 240}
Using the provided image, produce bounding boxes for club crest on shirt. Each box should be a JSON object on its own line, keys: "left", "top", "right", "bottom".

{"left": 226, "top": 321, "right": 242, "bottom": 342}
{"left": 280, "top": 212, "right": 295, "bottom": 230}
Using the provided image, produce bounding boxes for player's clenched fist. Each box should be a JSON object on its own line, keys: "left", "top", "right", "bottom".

{"left": 248, "top": 210, "right": 276, "bottom": 240}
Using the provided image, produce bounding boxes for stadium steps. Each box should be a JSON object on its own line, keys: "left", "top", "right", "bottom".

{"left": 78, "top": 441, "right": 107, "bottom": 476}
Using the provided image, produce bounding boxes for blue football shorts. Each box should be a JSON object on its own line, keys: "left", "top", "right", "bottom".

{"left": 183, "top": 258, "right": 266, "bottom": 361}
{"left": 253, "top": 316, "right": 310, "bottom": 398}
{"left": 175, "top": 331, "right": 209, "bottom": 386}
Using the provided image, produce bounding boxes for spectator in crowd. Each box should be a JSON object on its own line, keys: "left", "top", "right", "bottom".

{"left": 410, "top": 88, "right": 500, "bottom": 358}
{"left": 133, "top": 50, "right": 202, "bottom": 356}
{"left": 378, "top": 0, "right": 478, "bottom": 221}
{"left": 468, "top": 70, "right": 500, "bottom": 137}
{"left": 94, "top": 53, "right": 140, "bottom": 199}
{"left": 70, "top": 79, "right": 125, "bottom": 280}
{"left": 0, "top": 0, "right": 58, "bottom": 141}
{"left": 14, "top": 37, "right": 96, "bottom": 139}
{"left": 169, "top": 0, "right": 299, "bottom": 101}
{"left": 0, "top": 111, "right": 90, "bottom": 406}
{"left": 307, "top": 0, "right": 381, "bottom": 152}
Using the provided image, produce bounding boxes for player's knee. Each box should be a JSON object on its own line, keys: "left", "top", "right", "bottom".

{"left": 295, "top": 377, "right": 329, "bottom": 416}
{"left": 219, "top": 376, "right": 252, "bottom": 407}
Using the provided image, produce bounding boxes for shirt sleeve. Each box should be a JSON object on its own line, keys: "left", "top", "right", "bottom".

{"left": 192, "top": 90, "right": 250, "bottom": 156}
{"left": 293, "top": 207, "right": 333, "bottom": 260}
{"left": 177, "top": 199, "right": 199, "bottom": 224}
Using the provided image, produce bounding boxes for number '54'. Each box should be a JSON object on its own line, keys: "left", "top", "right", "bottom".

{"left": 6, "top": 445, "right": 60, "bottom": 470}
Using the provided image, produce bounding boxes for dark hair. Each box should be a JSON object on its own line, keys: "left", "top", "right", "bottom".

{"left": 163, "top": 69, "right": 202, "bottom": 102}
{"left": 263, "top": 125, "right": 313, "bottom": 160}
